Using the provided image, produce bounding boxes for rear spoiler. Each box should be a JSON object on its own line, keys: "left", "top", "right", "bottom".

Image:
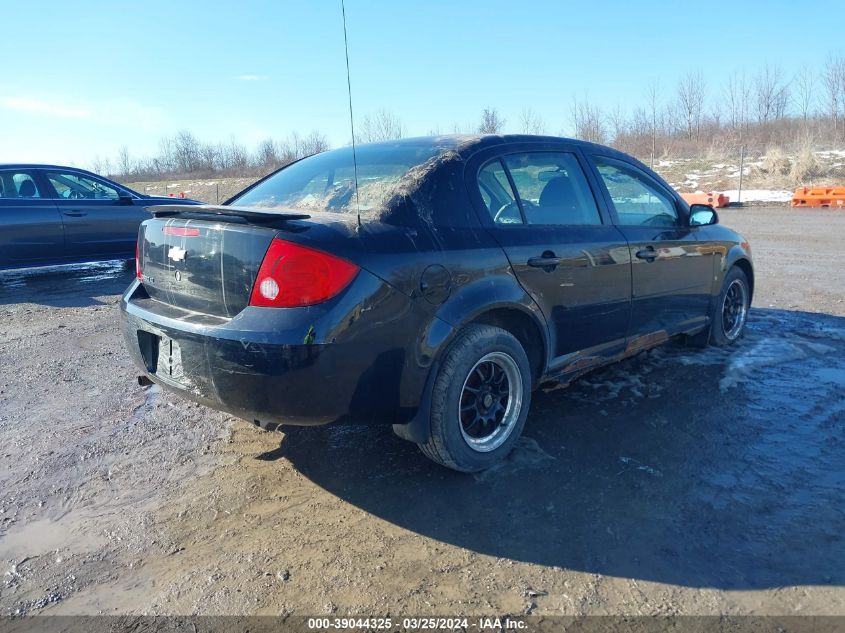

{"left": 146, "top": 204, "right": 311, "bottom": 222}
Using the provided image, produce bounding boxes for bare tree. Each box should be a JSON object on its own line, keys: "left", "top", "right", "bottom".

{"left": 607, "top": 104, "right": 628, "bottom": 147}
{"left": 220, "top": 136, "right": 248, "bottom": 171}
{"left": 299, "top": 130, "right": 329, "bottom": 156}
{"left": 726, "top": 71, "right": 752, "bottom": 137}
{"left": 173, "top": 130, "right": 203, "bottom": 173}
{"left": 451, "top": 121, "right": 473, "bottom": 134}
{"left": 677, "top": 71, "right": 706, "bottom": 140}
{"left": 822, "top": 54, "right": 845, "bottom": 141}
{"left": 478, "top": 107, "right": 505, "bottom": 134}
{"left": 199, "top": 143, "right": 219, "bottom": 171}
{"left": 91, "top": 155, "right": 112, "bottom": 176}
{"left": 646, "top": 80, "right": 662, "bottom": 164}
{"left": 154, "top": 136, "right": 176, "bottom": 174}
{"left": 519, "top": 108, "right": 545, "bottom": 135}
{"left": 358, "top": 110, "right": 405, "bottom": 142}
{"left": 570, "top": 97, "right": 605, "bottom": 144}
{"left": 793, "top": 65, "right": 816, "bottom": 123}
{"left": 116, "top": 145, "right": 132, "bottom": 176}
{"left": 255, "top": 138, "right": 280, "bottom": 169}
{"left": 754, "top": 64, "right": 790, "bottom": 124}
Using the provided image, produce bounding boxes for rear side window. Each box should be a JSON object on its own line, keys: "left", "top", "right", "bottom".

{"left": 478, "top": 152, "right": 602, "bottom": 226}
{"left": 45, "top": 171, "right": 120, "bottom": 200}
{"left": 593, "top": 157, "right": 678, "bottom": 227}
{"left": 0, "top": 171, "right": 41, "bottom": 199}
{"left": 478, "top": 160, "right": 519, "bottom": 223}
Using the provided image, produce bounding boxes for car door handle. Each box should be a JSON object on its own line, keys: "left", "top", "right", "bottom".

{"left": 528, "top": 254, "right": 562, "bottom": 269}
{"left": 635, "top": 247, "right": 657, "bottom": 261}
{"left": 62, "top": 211, "right": 87, "bottom": 217}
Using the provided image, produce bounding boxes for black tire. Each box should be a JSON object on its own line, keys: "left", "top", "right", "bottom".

{"left": 418, "top": 324, "right": 532, "bottom": 472}
{"left": 709, "top": 266, "right": 750, "bottom": 346}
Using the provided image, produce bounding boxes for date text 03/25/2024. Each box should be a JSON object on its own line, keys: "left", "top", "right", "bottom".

{"left": 306, "top": 617, "right": 527, "bottom": 630}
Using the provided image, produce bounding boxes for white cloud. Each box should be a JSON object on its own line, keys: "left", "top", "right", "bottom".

{"left": 0, "top": 94, "right": 167, "bottom": 130}
{"left": 0, "top": 96, "right": 92, "bottom": 118}
{"left": 234, "top": 74, "right": 269, "bottom": 81}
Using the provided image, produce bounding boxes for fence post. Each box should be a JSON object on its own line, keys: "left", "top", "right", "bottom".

{"left": 737, "top": 145, "right": 745, "bottom": 206}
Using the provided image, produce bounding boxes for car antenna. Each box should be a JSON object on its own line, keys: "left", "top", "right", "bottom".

{"left": 341, "top": 0, "right": 361, "bottom": 228}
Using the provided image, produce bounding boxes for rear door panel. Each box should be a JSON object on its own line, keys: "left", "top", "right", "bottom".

{"left": 0, "top": 169, "right": 64, "bottom": 268}
{"left": 494, "top": 225, "right": 631, "bottom": 360}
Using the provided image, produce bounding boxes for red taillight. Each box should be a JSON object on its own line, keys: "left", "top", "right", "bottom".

{"left": 136, "top": 240, "right": 142, "bottom": 280}
{"left": 164, "top": 226, "right": 200, "bottom": 237}
{"left": 249, "top": 238, "right": 359, "bottom": 308}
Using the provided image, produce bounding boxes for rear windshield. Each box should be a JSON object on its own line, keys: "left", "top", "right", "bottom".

{"left": 230, "top": 143, "right": 442, "bottom": 215}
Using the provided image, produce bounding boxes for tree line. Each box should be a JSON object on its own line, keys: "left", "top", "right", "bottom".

{"left": 102, "top": 53, "right": 845, "bottom": 181}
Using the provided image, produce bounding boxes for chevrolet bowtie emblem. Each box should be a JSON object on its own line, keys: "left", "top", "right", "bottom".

{"left": 168, "top": 246, "right": 187, "bottom": 262}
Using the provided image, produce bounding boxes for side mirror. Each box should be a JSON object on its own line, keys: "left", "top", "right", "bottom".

{"left": 689, "top": 203, "right": 718, "bottom": 227}
{"left": 117, "top": 192, "right": 134, "bottom": 206}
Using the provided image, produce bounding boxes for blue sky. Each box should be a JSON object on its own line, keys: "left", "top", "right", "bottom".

{"left": 0, "top": 0, "right": 839, "bottom": 166}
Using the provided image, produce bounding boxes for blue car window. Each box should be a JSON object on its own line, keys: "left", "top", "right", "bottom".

{"left": 7, "top": 173, "right": 42, "bottom": 198}
{"left": 45, "top": 171, "right": 120, "bottom": 200}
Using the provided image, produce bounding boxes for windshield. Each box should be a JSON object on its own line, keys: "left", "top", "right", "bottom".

{"left": 230, "top": 142, "right": 443, "bottom": 215}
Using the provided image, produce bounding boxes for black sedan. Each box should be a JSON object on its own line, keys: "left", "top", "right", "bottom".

{"left": 121, "top": 135, "right": 753, "bottom": 472}
{"left": 0, "top": 164, "right": 201, "bottom": 270}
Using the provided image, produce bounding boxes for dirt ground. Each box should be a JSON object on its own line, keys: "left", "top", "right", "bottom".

{"left": 0, "top": 206, "right": 843, "bottom": 617}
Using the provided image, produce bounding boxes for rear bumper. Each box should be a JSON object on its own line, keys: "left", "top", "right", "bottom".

{"left": 120, "top": 278, "right": 429, "bottom": 428}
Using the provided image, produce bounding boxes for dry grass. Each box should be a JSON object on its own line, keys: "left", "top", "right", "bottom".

{"left": 761, "top": 146, "right": 791, "bottom": 176}
{"left": 789, "top": 144, "right": 825, "bottom": 186}
{"left": 125, "top": 177, "right": 259, "bottom": 203}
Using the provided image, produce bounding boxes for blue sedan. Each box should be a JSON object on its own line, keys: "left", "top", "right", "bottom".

{"left": 0, "top": 164, "right": 202, "bottom": 270}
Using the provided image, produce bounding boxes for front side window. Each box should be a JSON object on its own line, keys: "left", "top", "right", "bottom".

{"left": 594, "top": 158, "right": 678, "bottom": 227}
{"left": 45, "top": 171, "right": 120, "bottom": 200}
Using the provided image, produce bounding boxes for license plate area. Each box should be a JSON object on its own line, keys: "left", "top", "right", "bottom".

{"left": 137, "top": 330, "right": 185, "bottom": 382}
{"left": 156, "top": 335, "right": 184, "bottom": 382}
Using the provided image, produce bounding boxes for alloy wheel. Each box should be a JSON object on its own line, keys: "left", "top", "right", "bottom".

{"left": 458, "top": 351, "right": 523, "bottom": 452}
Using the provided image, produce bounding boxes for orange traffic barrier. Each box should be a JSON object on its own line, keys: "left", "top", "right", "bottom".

{"left": 680, "top": 191, "right": 730, "bottom": 208}
{"left": 791, "top": 187, "right": 845, "bottom": 208}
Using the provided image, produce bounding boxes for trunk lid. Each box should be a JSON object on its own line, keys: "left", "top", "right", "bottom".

{"left": 138, "top": 205, "right": 365, "bottom": 318}
{"left": 139, "top": 216, "right": 276, "bottom": 318}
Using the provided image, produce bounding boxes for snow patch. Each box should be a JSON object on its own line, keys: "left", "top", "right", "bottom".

{"left": 720, "top": 337, "right": 836, "bottom": 391}
{"left": 722, "top": 189, "right": 793, "bottom": 203}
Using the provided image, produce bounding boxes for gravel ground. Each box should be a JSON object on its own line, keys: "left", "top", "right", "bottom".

{"left": 0, "top": 206, "right": 842, "bottom": 617}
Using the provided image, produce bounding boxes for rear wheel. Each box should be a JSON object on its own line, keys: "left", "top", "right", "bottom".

{"left": 418, "top": 325, "right": 531, "bottom": 472}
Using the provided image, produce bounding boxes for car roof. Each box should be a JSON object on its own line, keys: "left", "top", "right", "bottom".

{"left": 349, "top": 134, "right": 635, "bottom": 163}
{"left": 0, "top": 163, "right": 100, "bottom": 173}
